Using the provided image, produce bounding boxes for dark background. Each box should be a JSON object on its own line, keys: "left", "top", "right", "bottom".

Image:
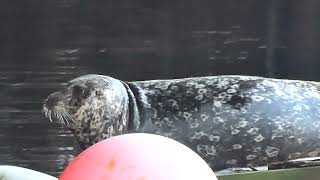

{"left": 0, "top": 0, "right": 320, "bottom": 176}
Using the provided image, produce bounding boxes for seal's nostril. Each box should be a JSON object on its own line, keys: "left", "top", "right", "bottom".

{"left": 43, "top": 98, "right": 48, "bottom": 104}
{"left": 45, "top": 98, "right": 54, "bottom": 108}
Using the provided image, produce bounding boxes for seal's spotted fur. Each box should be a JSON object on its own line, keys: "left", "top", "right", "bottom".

{"left": 43, "top": 74, "right": 320, "bottom": 171}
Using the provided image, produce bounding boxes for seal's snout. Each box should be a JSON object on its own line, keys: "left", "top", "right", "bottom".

{"left": 44, "top": 92, "right": 63, "bottom": 109}
{"left": 43, "top": 91, "right": 74, "bottom": 125}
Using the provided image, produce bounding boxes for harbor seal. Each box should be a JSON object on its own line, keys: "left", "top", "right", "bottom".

{"left": 42, "top": 74, "right": 320, "bottom": 171}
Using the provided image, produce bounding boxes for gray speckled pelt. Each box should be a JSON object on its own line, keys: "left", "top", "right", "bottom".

{"left": 43, "top": 74, "right": 320, "bottom": 171}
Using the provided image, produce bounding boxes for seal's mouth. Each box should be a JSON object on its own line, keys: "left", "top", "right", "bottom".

{"left": 42, "top": 92, "right": 75, "bottom": 126}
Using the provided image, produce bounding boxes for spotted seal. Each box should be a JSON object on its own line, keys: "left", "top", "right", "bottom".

{"left": 42, "top": 74, "right": 320, "bottom": 171}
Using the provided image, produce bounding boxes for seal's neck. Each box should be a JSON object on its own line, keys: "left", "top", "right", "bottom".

{"left": 121, "top": 81, "right": 149, "bottom": 132}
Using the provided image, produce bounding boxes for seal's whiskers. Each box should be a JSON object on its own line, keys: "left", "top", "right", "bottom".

{"left": 63, "top": 112, "right": 74, "bottom": 124}
{"left": 42, "top": 105, "right": 75, "bottom": 126}
{"left": 42, "top": 107, "right": 50, "bottom": 122}
{"left": 48, "top": 110, "right": 53, "bottom": 123}
{"left": 61, "top": 111, "right": 72, "bottom": 126}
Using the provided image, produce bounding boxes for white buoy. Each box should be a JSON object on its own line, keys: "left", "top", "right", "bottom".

{"left": 0, "top": 165, "right": 57, "bottom": 180}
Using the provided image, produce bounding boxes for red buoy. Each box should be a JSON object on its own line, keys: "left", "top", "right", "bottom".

{"left": 60, "top": 133, "right": 218, "bottom": 180}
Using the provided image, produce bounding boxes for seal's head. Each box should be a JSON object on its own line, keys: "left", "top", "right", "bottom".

{"left": 42, "top": 74, "right": 139, "bottom": 149}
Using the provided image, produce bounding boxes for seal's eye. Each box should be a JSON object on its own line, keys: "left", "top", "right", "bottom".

{"left": 73, "top": 85, "right": 85, "bottom": 96}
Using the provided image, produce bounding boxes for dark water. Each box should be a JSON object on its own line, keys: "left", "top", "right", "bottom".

{"left": 1, "top": 0, "right": 320, "bottom": 177}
